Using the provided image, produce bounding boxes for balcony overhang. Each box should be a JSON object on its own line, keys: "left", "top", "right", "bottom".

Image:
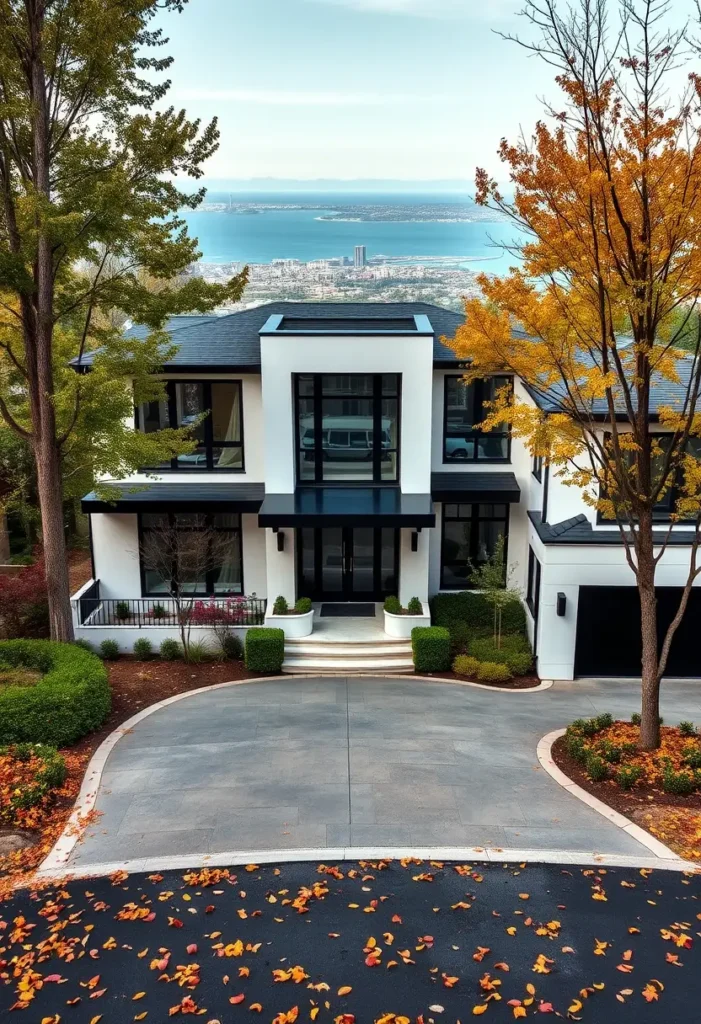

{"left": 431, "top": 472, "right": 521, "bottom": 504}
{"left": 81, "top": 482, "right": 265, "bottom": 514}
{"left": 258, "top": 487, "right": 435, "bottom": 528}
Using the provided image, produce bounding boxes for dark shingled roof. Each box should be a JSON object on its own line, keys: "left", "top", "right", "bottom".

{"left": 431, "top": 471, "right": 520, "bottom": 503}
{"left": 528, "top": 510, "right": 697, "bottom": 545}
{"left": 81, "top": 481, "right": 264, "bottom": 513}
{"left": 72, "top": 302, "right": 466, "bottom": 371}
{"left": 524, "top": 345, "right": 697, "bottom": 419}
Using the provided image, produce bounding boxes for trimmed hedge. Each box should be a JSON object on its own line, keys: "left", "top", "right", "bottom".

{"left": 245, "top": 627, "right": 285, "bottom": 673}
{"left": 476, "top": 661, "right": 512, "bottom": 683}
{"left": 0, "top": 639, "right": 110, "bottom": 746}
{"left": 293, "top": 597, "right": 313, "bottom": 615}
{"left": 412, "top": 626, "right": 450, "bottom": 673}
{"left": 432, "top": 591, "right": 527, "bottom": 652}
{"left": 470, "top": 635, "right": 533, "bottom": 676}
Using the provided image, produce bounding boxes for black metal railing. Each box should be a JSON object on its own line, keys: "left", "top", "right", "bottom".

{"left": 74, "top": 588, "right": 266, "bottom": 628}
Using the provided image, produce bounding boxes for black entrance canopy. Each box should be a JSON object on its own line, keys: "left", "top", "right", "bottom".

{"left": 258, "top": 487, "right": 435, "bottom": 528}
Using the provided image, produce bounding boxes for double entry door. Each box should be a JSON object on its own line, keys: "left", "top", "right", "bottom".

{"left": 298, "top": 527, "right": 399, "bottom": 602}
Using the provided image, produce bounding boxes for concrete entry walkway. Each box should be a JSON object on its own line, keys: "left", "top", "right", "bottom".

{"left": 68, "top": 677, "right": 701, "bottom": 867}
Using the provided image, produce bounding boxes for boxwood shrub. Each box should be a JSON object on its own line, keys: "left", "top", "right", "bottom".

{"left": 0, "top": 639, "right": 110, "bottom": 746}
{"left": 469, "top": 635, "right": 533, "bottom": 676}
{"left": 432, "top": 590, "right": 527, "bottom": 637}
{"left": 245, "top": 627, "right": 285, "bottom": 673}
{"left": 411, "top": 626, "right": 450, "bottom": 673}
{"left": 476, "top": 661, "right": 512, "bottom": 683}
{"left": 293, "top": 597, "right": 313, "bottom": 614}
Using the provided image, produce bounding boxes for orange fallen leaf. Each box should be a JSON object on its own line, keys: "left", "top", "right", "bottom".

{"left": 338, "top": 987, "right": 352, "bottom": 996}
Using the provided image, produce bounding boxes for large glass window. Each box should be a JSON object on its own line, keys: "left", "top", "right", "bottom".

{"left": 440, "top": 503, "right": 509, "bottom": 590}
{"left": 136, "top": 380, "right": 243, "bottom": 471}
{"left": 295, "top": 373, "right": 400, "bottom": 483}
{"left": 443, "top": 376, "right": 511, "bottom": 462}
{"left": 599, "top": 433, "right": 701, "bottom": 522}
{"left": 140, "top": 512, "right": 242, "bottom": 596}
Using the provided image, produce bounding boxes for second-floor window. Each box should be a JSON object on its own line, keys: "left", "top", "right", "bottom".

{"left": 137, "top": 380, "right": 244, "bottom": 472}
{"left": 443, "top": 376, "right": 511, "bottom": 463}
{"left": 296, "top": 373, "right": 400, "bottom": 484}
{"left": 599, "top": 433, "right": 701, "bottom": 522}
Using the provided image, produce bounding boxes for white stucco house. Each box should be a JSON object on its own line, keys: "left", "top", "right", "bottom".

{"left": 71, "top": 302, "right": 700, "bottom": 679}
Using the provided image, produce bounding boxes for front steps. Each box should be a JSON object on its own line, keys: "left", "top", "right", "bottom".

{"left": 282, "top": 637, "right": 413, "bottom": 675}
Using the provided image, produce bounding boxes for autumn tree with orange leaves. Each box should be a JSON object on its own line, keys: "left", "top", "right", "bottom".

{"left": 448, "top": 0, "right": 701, "bottom": 749}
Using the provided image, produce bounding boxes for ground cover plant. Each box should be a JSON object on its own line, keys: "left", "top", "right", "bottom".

{"left": 556, "top": 715, "right": 701, "bottom": 860}
{"left": 0, "top": 744, "right": 67, "bottom": 828}
{"left": 0, "top": 860, "right": 698, "bottom": 1020}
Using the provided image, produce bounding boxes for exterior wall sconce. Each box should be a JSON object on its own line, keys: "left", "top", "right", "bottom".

{"left": 556, "top": 592, "right": 566, "bottom": 617}
{"left": 411, "top": 531, "right": 419, "bottom": 552}
{"left": 277, "top": 531, "right": 285, "bottom": 552}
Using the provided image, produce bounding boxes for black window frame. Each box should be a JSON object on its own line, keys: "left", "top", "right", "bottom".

{"left": 439, "top": 502, "right": 510, "bottom": 591}
{"left": 138, "top": 511, "right": 244, "bottom": 597}
{"left": 135, "top": 379, "right": 245, "bottom": 473}
{"left": 442, "top": 375, "right": 512, "bottom": 464}
{"left": 597, "top": 432, "right": 701, "bottom": 524}
{"left": 526, "top": 545, "right": 541, "bottom": 620}
{"left": 294, "top": 373, "right": 401, "bottom": 485}
{"left": 532, "top": 455, "right": 543, "bottom": 482}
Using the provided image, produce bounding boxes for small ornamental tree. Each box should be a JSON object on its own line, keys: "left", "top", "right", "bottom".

{"left": 138, "top": 517, "right": 234, "bottom": 661}
{"left": 0, "top": 0, "right": 247, "bottom": 641}
{"left": 468, "top": 535, "right": 520, "bottom": 648}
{"left": 448, "top": 0, "right": 701, "bottom": 749}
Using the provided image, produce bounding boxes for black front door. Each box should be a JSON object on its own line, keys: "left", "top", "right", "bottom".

{"left": 298, "top": 527, "right": 399, "bottom": 601}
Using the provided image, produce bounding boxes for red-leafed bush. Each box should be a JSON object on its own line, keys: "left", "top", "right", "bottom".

{"left": 0, "top": 558, "right": 49, "bottom": 639}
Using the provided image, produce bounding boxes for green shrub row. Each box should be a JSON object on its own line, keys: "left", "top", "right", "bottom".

{"left": 245, "top": 628, "right": 285, "bottom": 673}
{"left": 411, "top": 626, "right": 450, "bottom": 673}
{"left": 469, "top": 635, "right": 533, "bottom": 676}
{"left": 432, "top": 590, "right": 527, "bottom": 646}
{"left": 91, "top": 634, "right": 245, "bottom": 662}
{"left": 0, "top": 640, "right": 110, "bottom": 746}
{"left": 452, "top": 654, "right": 513, "bottom": 683}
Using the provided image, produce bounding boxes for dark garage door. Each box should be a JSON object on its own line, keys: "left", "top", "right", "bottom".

{"left": 575, "top": 586, "right": 701, "bottom": 677}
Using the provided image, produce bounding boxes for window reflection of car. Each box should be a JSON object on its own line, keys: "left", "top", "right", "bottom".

{"left": 177, "top": 450, "right": 208, "bottom": 466}
{"left": 445, "top": 437, "right": 475, "bottom": 460}
{"left": 301, "top": 417, "right": 393, "bottom": 461}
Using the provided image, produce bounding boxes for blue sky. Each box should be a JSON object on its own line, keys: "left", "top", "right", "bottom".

{"left": 158, "top": 0, "right": 691, "bottom": 184}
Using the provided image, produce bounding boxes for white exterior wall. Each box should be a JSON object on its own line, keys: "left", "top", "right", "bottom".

{"left": 91, "top": 513, "right": 142, "bottom": 599}
{"left": 260, "top": 333, "right": 434, "bottom": 602}
{"left": 88, "top": 512, "right": 267, "bottom": 600}
{"left": 532, "top": 533, "right": 701, "bottom": 680}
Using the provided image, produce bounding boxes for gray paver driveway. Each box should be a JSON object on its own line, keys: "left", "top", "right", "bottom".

{"left": 69, "top": 676, "right": 701, "bottom": 866}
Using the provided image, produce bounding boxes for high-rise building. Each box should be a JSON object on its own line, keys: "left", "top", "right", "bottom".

{"left": 354, "top": 245, "right": 367, "bottom": 268}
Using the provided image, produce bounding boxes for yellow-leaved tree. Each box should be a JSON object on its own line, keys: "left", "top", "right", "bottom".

{"left": 447, "top": 0, "right": 701, "bottom": 749}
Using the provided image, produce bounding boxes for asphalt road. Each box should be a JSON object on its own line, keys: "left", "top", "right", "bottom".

{"left": 2, "top": 860, "right": 699, "bottom": 1023}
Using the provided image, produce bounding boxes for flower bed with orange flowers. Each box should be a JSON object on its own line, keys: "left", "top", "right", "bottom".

{"left": 552, "top": 712, "right": 701, "bottom": 861}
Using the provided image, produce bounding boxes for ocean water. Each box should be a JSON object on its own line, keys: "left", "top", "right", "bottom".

{"left": 179, "top": 191, "right": 522, "bottom": 273}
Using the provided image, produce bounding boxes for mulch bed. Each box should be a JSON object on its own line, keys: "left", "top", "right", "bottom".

{"left": 552, "top": 734, "right": 701, "bottom": 860}
{"left": 551, "top": 734, "right": 701, "bottom": 813}
{"left": 424, "top": 670, "right": 541, "bottom": 689}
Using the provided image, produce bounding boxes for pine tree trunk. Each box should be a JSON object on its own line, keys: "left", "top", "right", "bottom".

{"left": 637, "top": 516, "right": 660, "bottom": 750}
{"left": 35, "top": 437, "right": 74, "bottom": 642}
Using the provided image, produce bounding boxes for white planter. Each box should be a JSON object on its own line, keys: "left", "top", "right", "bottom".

{"left": 264, "top": 608, "right": 314, "bottom": 638}
{"left": 384, "top": 603, "right": 431, "bottom": 638}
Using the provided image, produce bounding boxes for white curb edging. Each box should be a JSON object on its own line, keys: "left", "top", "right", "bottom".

{"left": 40, "top": 672, "right": 552, "bottom": 875}
{"left": 34, "top": 845, "right": 694, "bottom": 883}
{"left": 537, "top": 729, "right": 694, "bottom": 866}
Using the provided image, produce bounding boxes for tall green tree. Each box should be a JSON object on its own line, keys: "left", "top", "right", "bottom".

{"left": 0, "top": 0, "right": 246, "bottom": 640}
